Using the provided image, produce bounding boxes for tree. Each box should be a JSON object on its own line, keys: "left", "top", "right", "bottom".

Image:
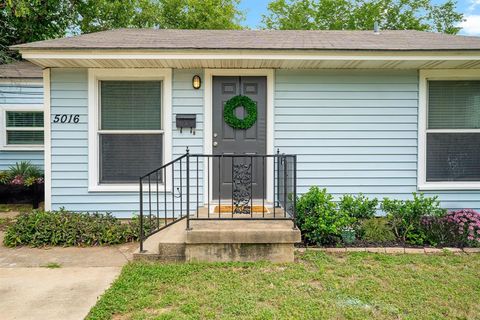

{"left": 262, "top": 0, "right": 463, "bottom": 34}
{"left": 75, "top": 0, "right": 244, "bottom": 33}
{"left": 0, "top": 0, "right": 76, "bottom": 63}
{"left": 0, "top": 0, "right": 244, "bottom": 63}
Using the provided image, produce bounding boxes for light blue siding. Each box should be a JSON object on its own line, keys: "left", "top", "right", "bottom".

{"left": 275, "top": 69, "right": 480, "bottom": 210}
{"left": 50, "top": 69, "right": 203, "bottom": 217}
{"left": 0, "top": 81, "right": 43, "bottom": 104}
{"left": 48, "top": 68, "right": 480, "bottom": 216}
{"left": 0, "top": 80, "right": 44, "bottom": 171}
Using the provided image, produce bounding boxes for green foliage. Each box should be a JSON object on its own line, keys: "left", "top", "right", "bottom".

{"left": 296, "top": 187, "right": 354, "bottom": 245}
{"left": 1, "top": 0, "right": 76, "bottom": 62}
{"left": 420, "top": 215, "right": 454, "bottom": 247}
{"left": 340, "top": 226, "right": 356, "bottom": 245}
{"left": 1, "top": 0, "right": 244, "bottom": 62}
{"left": 43, "top": 262, "right": 62, "bottom": 269}
{"left": 75, "top": 0, "right": 244, "bottom": 33}
{"left": 360, "top": 217, "right": 395, "bottom": 243}
{"left": 381, "top": 193, "right": 446, "bottom": 245}
{"left": 339, "top": 193, "right": 378, "bottom": 221}
{"left": 262, "top": 0, "right": 463, "bottom": 34}
{"left": 3, "top": 209, "right": 155, "bottom": 247}
{"left": 8, "top": 161, "right": 43, "bottom": 179}
{"left": 0, "top": 161, "right": 44, "bottom": 187}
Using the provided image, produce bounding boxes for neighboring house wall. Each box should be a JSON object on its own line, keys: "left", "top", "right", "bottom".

{"left": 48, "top": 68, "right": 480, "bottom": 216}
{"left": 0, "top": 79, "right": 44, "bottom": 170}
{"left": 275, "top": 69, "right": 480, "bottom": 210}
{"left": 50, "top": 68, "right": 203, "bottom": 217}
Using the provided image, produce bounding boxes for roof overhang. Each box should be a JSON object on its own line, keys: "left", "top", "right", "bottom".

{"left": 19, "top": 49, "right": 480, "bottom": 69}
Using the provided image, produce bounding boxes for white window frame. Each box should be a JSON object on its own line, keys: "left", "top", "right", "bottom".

{"left": 418, "top": 69, "right": 480, "bottom": 190}
{"left": 88, "top": 69, "right": 172, "bottom": 192}
{"left": 0, "top": 104, "right": 44, "bottom": 151}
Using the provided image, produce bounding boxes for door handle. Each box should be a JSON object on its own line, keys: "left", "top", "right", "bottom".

{"left": 213, "top": 141, "right": 218, "bottom": 147}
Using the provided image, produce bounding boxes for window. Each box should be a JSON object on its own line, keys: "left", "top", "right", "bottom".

{"left": 419, "top": 70, "right": 480, "bottom": 190}
{"left": 88, "top": 69, "right": 172, "bottom": 192}
{"left": 2, "top": 109, "right": 44, "bottom": 148}
{"left": 99, "top": 81, "right": 163, "bottom": 184}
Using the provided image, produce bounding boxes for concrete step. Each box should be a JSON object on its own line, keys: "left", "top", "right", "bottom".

{"left": 186, "top": 219, "right": 300, "bottom": 244}
{"left": 133, "top": 218, "right": 187, "bottom": 262}
{"left": 134, "top": 212, "right": 300, "bottom": 263}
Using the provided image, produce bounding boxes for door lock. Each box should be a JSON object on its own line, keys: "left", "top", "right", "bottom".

{"left": 213, "top": 133, "right": 218, "bottom": 138}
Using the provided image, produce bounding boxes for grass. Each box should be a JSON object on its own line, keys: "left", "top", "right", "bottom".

{"left": 0, "top": 217, "right": 13, "bottom": 231}
{"left": 87, "top": 252, "right": 480, "bottom": 320}
{"left": 42, "top": 262, "right": 62, "bottom": 269}
{"left": 0, "top": 203, "right": 32, "bottom": 213}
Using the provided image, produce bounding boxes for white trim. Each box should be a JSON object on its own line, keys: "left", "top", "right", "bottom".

{"left": 19, "top": 49, "right": 480, "bottom": 61}
{"left": 203, "top": 69, "right": 275, "bottom": 205}
{"left": 0, "top": 104, "right": 44, "bottom": 151}
{"left": 87, "top": 68, "right": 172, "bottom": 192}
{"left": 418, "top": 69, "right": 480, "bottom": 190}
{"left": 43, "top": 69, "right": 52, "bottom": 211}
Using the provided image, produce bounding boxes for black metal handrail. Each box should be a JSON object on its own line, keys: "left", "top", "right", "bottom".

{"left": 139, "top": 153, "right": 189, "bottom": 252}
{"left": 185, "top": 153, "right": 297, "bottom": 229}
{"left": 139, "top": 149, "right": 297, "bottom": 251}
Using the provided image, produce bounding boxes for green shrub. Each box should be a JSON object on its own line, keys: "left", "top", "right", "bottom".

{"left": 296, "top": 187, "right": 354, "bottom": 245}
{"left": 360, "top": 217, "right": 395, "bottom": 243}
{"left": 339, "top": 193, "right": 378, "bottom": 221}
{"left": 381, "top": 193, "right": 446, "bottom": 245}
{"left": 420, "top": 215, "right": 454, "bottom": 247}
{"left": 3, "top": 209, "right": 155, "bottom": 247}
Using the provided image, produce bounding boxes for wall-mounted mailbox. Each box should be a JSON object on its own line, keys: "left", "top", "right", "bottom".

{"left": 176, "top": 114, "right": 197, "bottom": 134}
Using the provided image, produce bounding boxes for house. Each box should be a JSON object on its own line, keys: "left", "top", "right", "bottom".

{"left": 11, "top": 29, "right": 480, "bottom": 219}
{"left": 0, "top": 61, "right": 44, "bottom": 171}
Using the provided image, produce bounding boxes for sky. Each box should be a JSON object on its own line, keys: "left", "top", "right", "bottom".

{"left": 239, "top": 0, "right": 480, "bottom": 36}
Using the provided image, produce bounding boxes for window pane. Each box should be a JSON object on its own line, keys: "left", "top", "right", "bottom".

{"left": 101, "top": 81, "right": 161, "bottom": 130}
{"left": 426, "top": 133, "right": 480, "bottom": 181}
{"left": 7, "top": 131, "right": 44, "bottom": 145}
{"left": 100, "top": 134, "right": 162, "bottom": 183}
{"left": 6, "top": 111, "right": 43, "bottom": 127}
{"left": 428, "top": 81, "right": 480, "bottom": 129}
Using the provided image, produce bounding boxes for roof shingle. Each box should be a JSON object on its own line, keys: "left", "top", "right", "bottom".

{"left": 11, "top": 29, "right": 480, "bottom": 51}
{"left": 0, "top": 61, "right": 42, "bottom": 78}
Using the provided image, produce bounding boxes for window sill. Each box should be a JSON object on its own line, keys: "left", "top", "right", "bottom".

{"left": 418, "top": 182, "right": 480, "bottom": 191}
{"left": 88, "top": 183, "right": 171, "bottom": 193}
{"left": 1, "top": 145, "right": 44, "bottom": 151}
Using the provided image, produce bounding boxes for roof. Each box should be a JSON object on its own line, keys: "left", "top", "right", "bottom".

{"left": 0, "top": 61, "right": 42, "bottom": 78}
{"left": 11, "top": 29, "right": 480, "bottom": 52}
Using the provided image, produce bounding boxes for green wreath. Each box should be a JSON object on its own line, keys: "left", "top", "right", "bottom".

{"left": 223, "top": 95, "right": 257, "bottom": 129}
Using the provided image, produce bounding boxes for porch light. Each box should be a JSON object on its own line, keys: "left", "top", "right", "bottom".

{"left": 192, "top": 75, "right": 201, "bottom": 89}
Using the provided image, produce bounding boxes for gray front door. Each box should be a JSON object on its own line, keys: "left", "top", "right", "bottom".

{"left": 212, "top": 76, "right": 267, "bottom": 200}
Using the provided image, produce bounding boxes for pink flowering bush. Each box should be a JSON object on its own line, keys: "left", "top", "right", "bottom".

{"left": 10, "top": 175, "right": 25, "bottom": 185}
{"left": 445, "top": 209, "right": 480, "bottom": 247}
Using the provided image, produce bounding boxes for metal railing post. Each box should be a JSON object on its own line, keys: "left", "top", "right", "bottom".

{"left": 293, "top": 155, "right": 297, "bottom": 229}
{"left": 139, "top": 177, "right": 144, "bottom": 252}
{"left": 186, "top": 148, "right": 191, "bottom": 230}
{"left": 276, "top": 149, "right": 280, "bottom": 207}
{"left": 283, "top": 155, "right": 288, "bottom": 217}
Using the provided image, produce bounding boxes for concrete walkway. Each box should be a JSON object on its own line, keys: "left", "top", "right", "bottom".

{"left": 0, "top": 232, "right": 137, "bottom": 320}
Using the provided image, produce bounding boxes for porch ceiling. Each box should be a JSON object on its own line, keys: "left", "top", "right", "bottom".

{"left": 21, "top": 50, "right": 480, "bottom": 69}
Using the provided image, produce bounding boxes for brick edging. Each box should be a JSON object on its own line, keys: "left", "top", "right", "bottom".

{"left": 295, "top": 247, "right": 480, "bottom": 254}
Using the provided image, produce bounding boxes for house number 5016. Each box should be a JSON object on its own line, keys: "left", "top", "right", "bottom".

{"left": 53, "top": 114, "right": 80, "bottom": 124}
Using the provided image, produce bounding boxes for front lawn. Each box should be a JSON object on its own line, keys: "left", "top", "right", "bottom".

{"left": 87, "top": 252, "right": 480, "bottom": 319}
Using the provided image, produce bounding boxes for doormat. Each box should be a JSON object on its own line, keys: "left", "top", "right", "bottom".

{"left": 213, "top": 205, "right": 270, "bottom": 214}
